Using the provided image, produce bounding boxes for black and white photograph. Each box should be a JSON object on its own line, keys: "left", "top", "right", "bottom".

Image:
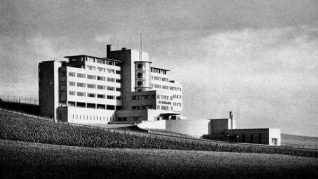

{"left": 0, "top": 0, "right": 317, "bottom": 178}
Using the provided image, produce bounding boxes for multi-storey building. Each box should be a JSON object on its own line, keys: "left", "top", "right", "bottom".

{"left": 39, "top": 45, "right": 182, "bottom": 124}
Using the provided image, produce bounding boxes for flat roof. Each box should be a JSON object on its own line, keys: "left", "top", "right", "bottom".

{"left": 208, "top": 118, "right": 229, "bottom": 120}
{"left": 151, "top": 66, "right": 170, "bottom": 71}
{"left": 64, "top": 55, "right": 122, "bottom": 62}
{"left": 134, "top": 61, "right": 152, "bottom": 63}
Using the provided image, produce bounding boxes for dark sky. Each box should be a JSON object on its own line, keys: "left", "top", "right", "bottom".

{"left": 1, "top": 0, "right": 318, "bottom": 136}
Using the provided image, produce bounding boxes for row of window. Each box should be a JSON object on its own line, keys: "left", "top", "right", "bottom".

{"left": 152, "top": 76, "right": 169, "bottom": 82}
{"left": 132, "top": 94, "right": 156, "bottom": 100}
{"left": 69, "top": 82, "right": 120, "bottom": 91}
{"left": 173, "top": 94, "right": 182, "bottom": 99}
{"left": 68, "top": 101, "right": 116, "bottom": 110}
{"left": 151, "top": 68, "right": 167, "bottom": 74}
{"left": 69, "top": 72, "right": 120, "bottom": 83}
{"left": 151, "top": 84, "right": 182, "bottom": 92}
{"left": 86, "top": 65, "right": 120, "bottom": 74}
{"left": 131, "top": 105, "right": 170, "bottom": 111}
{"left": 173, "top": 102, "right": 182, "bottom": 107}
{"left": 72, "top": 114, "right": 114, "bottom": 122}
{"left": 132, "top": 105, "right": 156, "bottom": 110}
{"left": 70, "top": 56, "right": 120, "bottom": 66}
{"left": 69, "top": 91, "right": 121, "bottom": 100}
{"left": 158, "top": 95, "right": 169, "bottom": 100}
{"left": 158, "top": 101, "right": 171, "bottom": 105}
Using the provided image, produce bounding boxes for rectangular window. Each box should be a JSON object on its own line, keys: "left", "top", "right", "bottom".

{"left": 162, "top": 78, "right": 169, "bottom": 82}
{"left": 116, "top": 70, "right": 120, "bottom": 74}
{"left": 107, "top": 69, "right": 115, "bottom": 73}
{"left": 69, "top": 72, "right": 75, "bottom": 77}
{"left": 77, "top": 73, "right": 86, "bottom": 78}
{"left": 87, "top": 103, "right": 96, "bottom": 109}
{"left": 77, "top": 83, "right": 86, "bottom": 87}
{"left": 86, "top": 65, "right": 96, "bottom": 70}
{"left": 116, "top": 96, "right": 121, "bottom": 100}
{"left": 87, "top": 84, "right": 96, "bottom": 89}
{"left": 97, "top": 76, "right": 105, "bottom": 81}
{"left": 107, "top": 77, "right": 115, "bottom": 82}
{"left": 162, "top": 85, "right": 169, "bottom": 90}
{"left": 107, "top": 95, "right": 114, "bottom": 99}
{"left": 69, "top": 81, "right": 75, "bottom": 86}
{"left": 96, "top": 59, "right": 104, "bottom": 64}
{"left": 88, "top": 93, "right": 95, "bottom": 98}
{"left": 106, "top": 61, "right": 114, "bottom": 66}
{"left": 97, "top": 67, "right": 105, "bottom": 72}
{"left": 97, "top": 85, "right": 105, "bottom": 90}
{"left": 116, "top": 79, "right": 121, "bottom": 83}
{"left": 69, "top": 91, "right": 75, "bottom": 95}
{"left": 107, "top": 86, "right": 115, "bottom": 91}
{"left": 68, "top": 101, "right": 75, "bottom": 106}
{"left": 116, "top": 88, "right": 121, "bottom": 91}
{"left": 161, "top": 106, "right": 169, "bottom": 110}
{"left": 87, "top": 75, "right": 96, "bottom": 80}
{"left": 107, "top": 105, "right": 115, "bottom": 110}
{"left": 137, "top": 73, "right": 143, "bottom": 78}
{"left": 76, "top": 102, "right": 86, "bottom": 108}
{"left": 97, "top": 94, "right": 105, "bottom": 99}
{"left": 77, "top": 92, "right": 86, "bottom": 96}
{"left": 97, "top": 104, "right": 106, "bottom": 109}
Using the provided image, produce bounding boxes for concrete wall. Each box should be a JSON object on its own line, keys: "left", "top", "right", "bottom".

{"left": 138, "top": 120, "right": 166, "bottom": 130}
{"left": 209, "top": 118, "right": 232, "bottom": 135}
{"left": 226, "top": 128, "right": 281, "bottom": 146}
{"left": 138, "top": 119, "right": 210, "bottom": 137}
{"left": 57, "top": 106, "right": 115, "bottom": 124}
{"left": 268, "top": 128, "right": 281, "bottom": 145}
{"left": 39, "top": 61, "right": 61, "bottom": 121}
{"left": 166, "top": 119, "right": 209, "bottom": 137}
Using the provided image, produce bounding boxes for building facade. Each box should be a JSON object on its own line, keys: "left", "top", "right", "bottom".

{"left": 201, "top": 112, "right": 281, "bottom": 146}
{"left": 39, "top": 45, "right": 182, "bottom": 124}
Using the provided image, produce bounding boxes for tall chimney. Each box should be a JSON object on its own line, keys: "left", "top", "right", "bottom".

{"left": 106, "top": 44, "right": 111, "bottom": 57}
{"left": 229, "top": 111, "right": 233, "bottom": 129}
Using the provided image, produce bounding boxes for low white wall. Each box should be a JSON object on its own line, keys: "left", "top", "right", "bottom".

{"left": 138, "top": 119, "right": 210, "bottom": 137}
{"left": 166, "top": 120, "right": 209, "bottom": 137}
{"left": 137, "top": 120, "right": 166, "bottom": 130}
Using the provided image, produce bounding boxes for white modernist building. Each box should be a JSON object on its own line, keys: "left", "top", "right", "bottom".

{"left": 39, "top": 45, "right": 182, "bottom": 124}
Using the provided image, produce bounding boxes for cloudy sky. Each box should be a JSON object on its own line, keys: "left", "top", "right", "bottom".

{"left": 0, "top": 0, "right": 318, "bottom": 136}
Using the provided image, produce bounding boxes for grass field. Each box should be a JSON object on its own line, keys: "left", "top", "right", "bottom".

{"left": 1, "top": 109, "right": 318, "bottom": 158}
{"left": 1, "top": 139, "right": 317, "bottom": 179}
{"left": 282, "top": 134, "right": 318, "bottom": 148}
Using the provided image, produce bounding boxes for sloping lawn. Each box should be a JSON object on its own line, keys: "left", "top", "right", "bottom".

{"left": 1, "top": 139, "right": 317, "bottom": 178}
{"left": 0, "top": 109, "right": 317, "bottom": 158}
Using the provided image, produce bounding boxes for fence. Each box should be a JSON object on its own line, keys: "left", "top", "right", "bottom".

{"left": 0, "top": 95, "right": 39, "bottom": 105}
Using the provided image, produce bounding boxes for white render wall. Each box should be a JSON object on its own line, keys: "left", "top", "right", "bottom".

{"left": 65, "top": 66, "right": 122, "bottom": 107}
{"left": 268, "top": 128, "right": 281, "bottom": 145}
{"left": 138, "top": 119, "right": 210, "bottom": 137}
{"left": 66, "top": 106, "right": 115, "bottom": 124}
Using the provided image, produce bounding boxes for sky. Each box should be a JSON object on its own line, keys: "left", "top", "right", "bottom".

{"left": 0, "top": 0, "right": 318, "bottom": 136}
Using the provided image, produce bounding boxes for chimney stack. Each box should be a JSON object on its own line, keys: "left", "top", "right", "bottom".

{"left": 229, "top": 111, "right": 234, "bottom": 129}
{"left": 106, "top": 44, "right": 111, "bottom": 57}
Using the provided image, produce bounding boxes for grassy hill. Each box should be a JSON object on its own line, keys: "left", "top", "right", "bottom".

{"left": 1, "top": 139, "right": 317, "bottom": 179}
{"left": 0, "top": 109, "right": 318, "bottom": 158}
{"left": 282, "top": 134, "right": 318, "bottom": 149}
